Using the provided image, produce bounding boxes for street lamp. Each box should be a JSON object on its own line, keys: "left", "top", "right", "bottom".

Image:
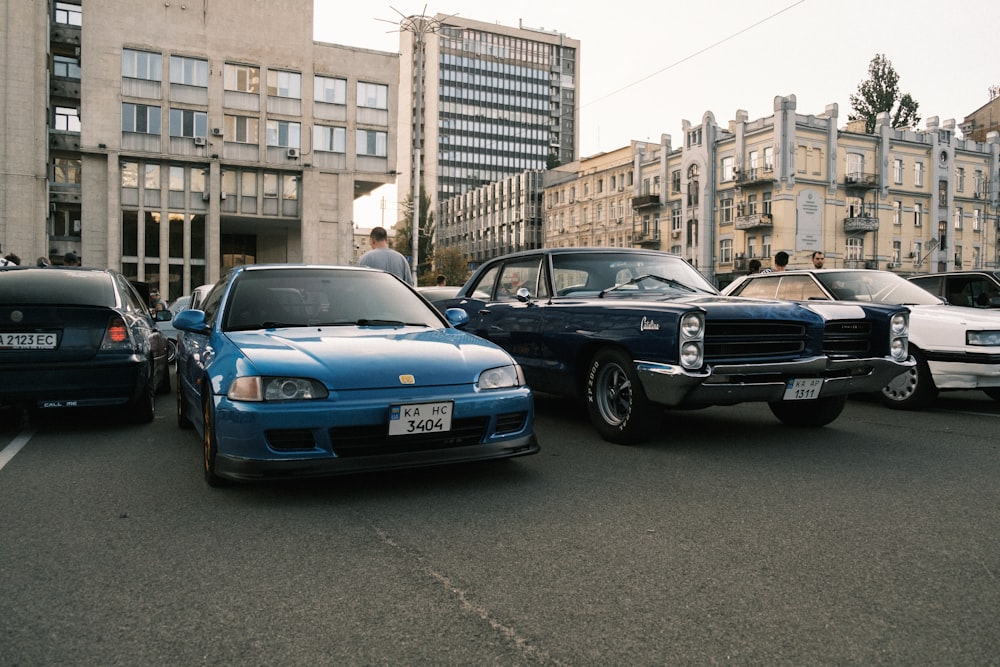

{"left": 384, "top": 7, "right": 450, "bottom": 278}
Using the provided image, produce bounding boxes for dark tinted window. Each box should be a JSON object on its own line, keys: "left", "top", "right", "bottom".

{"left": 0, "top": 268, "right": 116, "bottom": 306}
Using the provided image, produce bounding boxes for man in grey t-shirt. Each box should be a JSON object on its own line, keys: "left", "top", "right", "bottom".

{"left": 358, "top": 226, "right": 414, "bottom": 285}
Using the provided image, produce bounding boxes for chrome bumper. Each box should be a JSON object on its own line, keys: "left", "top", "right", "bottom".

{"left": 636, "top": 355, "right": 915, "bottom": 407}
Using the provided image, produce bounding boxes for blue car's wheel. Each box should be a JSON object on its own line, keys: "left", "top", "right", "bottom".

{"left": 202, "top": 393, "right": 227, "bottom": 487}
{"left": 586, "top": 347, "right": 659, "bottom": 445}
{"left": 176, "top": 374, "right": 192, "bottom": 429}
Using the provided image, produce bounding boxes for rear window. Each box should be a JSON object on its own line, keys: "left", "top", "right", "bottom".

{"left": 0, "top": 268, "right": 116, "bottom": 306}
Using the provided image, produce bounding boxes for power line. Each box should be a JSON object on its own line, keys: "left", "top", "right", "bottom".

{"left": 584, "top": 0, "right": 807, "bottom": 109}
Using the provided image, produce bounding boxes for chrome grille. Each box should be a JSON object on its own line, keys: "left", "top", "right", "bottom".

{"left": 704, "top": 320, "right": 808, "bottom": 360}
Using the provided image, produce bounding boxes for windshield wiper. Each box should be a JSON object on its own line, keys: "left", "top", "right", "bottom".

{"left": 355, "top": 319, "right": 429, "bottom": 327}
{"left": 599, "top": 274, "right": 699, "bottom": 298}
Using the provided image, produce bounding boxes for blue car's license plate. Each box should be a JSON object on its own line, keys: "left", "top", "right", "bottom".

{"left": 388, "top": 401, "right": 453, "bottom": 435}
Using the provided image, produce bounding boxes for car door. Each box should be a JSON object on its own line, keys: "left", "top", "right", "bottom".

{"left": 460, "top": 255, "right": 549, "bottom": 378}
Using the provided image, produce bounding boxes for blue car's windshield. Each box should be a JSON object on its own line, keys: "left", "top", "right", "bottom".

{"left": 224, "top": 268, "right": 445, "bottom": 331}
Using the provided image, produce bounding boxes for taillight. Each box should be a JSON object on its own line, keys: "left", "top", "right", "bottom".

{"left": 100, "top": 316, "right": 133, "bottom": 351}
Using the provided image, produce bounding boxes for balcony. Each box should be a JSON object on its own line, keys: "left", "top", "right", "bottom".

{"left": 631, "top": 231, "right": 661, "bottom": 248}
{"left": 844, "top": 216, "right": 879, "bottom": 233}
{"left": 631, "top": 194, "right": 660, "bottom": 209}
{"left": 844, "top": 172, "right": 878, "bottom": 189}
{"left": 734, "top": 166, "right": 774, "bottom": 187}
{"left": 734, "top": 213, "right": 773, "bottom": 230}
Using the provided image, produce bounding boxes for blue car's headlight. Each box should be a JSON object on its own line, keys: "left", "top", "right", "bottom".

{"left": 227, "top": 376, "right": 329, "bottom": 401}
{"left": 476, "top": 364, "right": 525, "bottom": 390}
{"left": 967, "top": 330, "right": 1000, "bottom": 346}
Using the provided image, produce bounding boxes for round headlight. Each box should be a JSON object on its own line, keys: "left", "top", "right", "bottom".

{"left": 890, "top": 337, "right": 908, "bottom": 361}
{"left": 681, "top": 312, "right": 703, "bottom": 339}
{"left": 890, "top": 313, "right": 908, "bottom": 336}
{"left": 680, "top": 341, "right": 703, "bottom": 369}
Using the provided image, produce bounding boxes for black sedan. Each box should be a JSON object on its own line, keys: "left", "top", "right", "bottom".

{"left": 435, "top": 248, "right": 913, "bottom": 444}
{"left": 0, "top": 266, "right": 171, "bottom": 422}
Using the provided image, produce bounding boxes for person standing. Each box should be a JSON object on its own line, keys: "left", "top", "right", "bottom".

{"left": 359, "top": 226, "right": 413, "bottom": 285}
{"left": 760, "top": 251, "right": 788, "bottom": 273}
{"left": 747, "top": 259, "right": 762, "bottom": 275}
{"left": 811, "top": 251, "right": 825, "bottom": 269}
{"left": 63, "top": 251, "right": 81, "bottom": 266}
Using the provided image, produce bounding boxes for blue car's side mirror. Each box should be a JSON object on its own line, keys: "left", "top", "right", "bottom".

{"left": 173, "top": 309, "right": 211, "bottom": 334}
{"left": 445, "top": 308, "right": 470, "bottom": 327}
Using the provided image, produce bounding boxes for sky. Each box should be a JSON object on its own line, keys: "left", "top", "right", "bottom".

{"left": 314, "top": 0, "right": 1000, "bottom": 225}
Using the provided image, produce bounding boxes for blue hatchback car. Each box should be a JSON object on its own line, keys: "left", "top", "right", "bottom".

{"left": 173, "top": 264, "right": 538, "bottom": 486}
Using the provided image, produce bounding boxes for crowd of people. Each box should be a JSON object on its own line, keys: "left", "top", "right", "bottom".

{"left": 747, "top": 250, "right": 826, "bottom": 275}
{"left": 0, "top": 251, "right": 80, "bottom": 267}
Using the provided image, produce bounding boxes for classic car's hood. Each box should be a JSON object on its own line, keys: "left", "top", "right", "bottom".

{"left": 227, "top": 326, "right": 516, "bottom": 389}
{"left": 598, "top": 293, "right": 829, "bottom": 325}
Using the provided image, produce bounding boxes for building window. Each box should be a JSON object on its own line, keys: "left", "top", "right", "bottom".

{"left": 145, "top": 164, "right": 160, "bottom": 190}
{"left": 893, "top": 158, "right": 903, "bottom": 184}
{"left": 720, "top": 198, "right": 733, "bottom": 224}
{"left": 224, "top": 115, "right": 259, "bottom": 144}
{"left": 974, "top": 208, "right": 982, "bottom": 232}
{"left": 283, "top": 174, "right": 298, "bottom": 200}
{"left": 357, "top": 82, "right": 388, "bottom": 109}
{"left": 267, "top": 70, "right": 301, "bottom": 98}
{"left": 169, "top": 108, "right": 207, "bottom": 138}
{"left": 914, "top": 161, "right": 924, "bottom": 187}
{"left": 762, "top": 192, "right": 772, "bottom": 216}
{"left": 224, "top": 63, "right": 260, "bottom": 93}
{"left": 954, "top": 207, "right": 963, "bottom": 230}
{"left": 892, "top": 240, "right": 901, "bottom": 264}
{"left": 671, "top": 207, "right": 682, "bottom": 233}
{"left": 122, "top": 49, "right": 162, "bottom": 81}
{"left": 54, "top": 106, "right": 81, "bottom": 132}
{"left": 169, "top": 165, "right": 184, "bottom": 191}
{"left": 914, "top": 202, "right": 923, "bottom": 227}
{"left": 53, "top": 157, "right": 81, "bottom": 184}
{"left": 54, "top": 2, "right": 81, "bottom": 26}
{"left": 746, "top": 194, "right": 757, "bottom": 216}
{"left": 763, "top": 147, "right": 774, "bottom": 171}
{"left": 762, "top": 234, "right": 771, "bottom": 259}
{"left": 314, "top": 76, "right": 346, "bottom": 104}
{"left": 671, "top": 170, "right": 681, "bottom": 193}
{"left": 893, "top": 200, "right": 902, "bottom": 225}
{"left": 956, "top": 167, "right": 965, "bottom": 192}
{"left": 53, "top": 55, "right": 81, "bottom": 79}
{"left": 719, "top": 238, "right": 733, "bottom": 264}
{"left": 722, "top": 156, "right": 734, "bottom": 182}
{"left": 265, "top": 120, "right": 301, "bottom": 148}
{"left": 356, "top": 129, "right": 387, "bottom": 157}
{"left": 169, "top": 56, "right": 208, "bottom": 87}
{"left": 121, "top": 161, "right": 138, "bottom": 188}
{"left": 846, "top": 237, "right": 863, "bottom": 261}
{"left": 314, "top": 126, "right": 346, "bottom": 153}
{"left": 975, "top": 170, "right": 985, "bottom": 197}
{"left": 122, "top": 103, "right": 161, "bottom": 134}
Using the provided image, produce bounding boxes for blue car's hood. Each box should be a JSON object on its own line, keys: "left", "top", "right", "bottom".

{"left": 226, "top": 326, "right": 514, "bottom": 389}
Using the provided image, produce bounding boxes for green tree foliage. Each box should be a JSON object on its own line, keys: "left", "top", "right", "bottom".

{"left": 393, "top": 187, "right": 434, "bottom": 282}
{"left": 848, "top": 53, "right": 920, "bottom": 134}
{"left": 430, "top": 245, "right": 472, "bottom": 286}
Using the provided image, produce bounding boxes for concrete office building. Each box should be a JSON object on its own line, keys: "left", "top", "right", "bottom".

{"left": 397, "top": 14, "right": 579, "bottom": 261}
{"left": 1, "top": 0, "right": 397, "bottom": 300}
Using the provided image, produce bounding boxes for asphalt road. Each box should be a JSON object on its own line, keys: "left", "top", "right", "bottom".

{"left": 1, "top": 378, "right": 998, "bottom": 666}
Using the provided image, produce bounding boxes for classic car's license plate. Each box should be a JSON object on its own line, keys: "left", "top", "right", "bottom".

{"left": 783, "top": 378, "right": 823, "bottom": 400}
{"left": 0, "top": 332, "right": 58, "bottom": 350}
{"left": 388, "top": 401, "right": 453, "bottom": 435}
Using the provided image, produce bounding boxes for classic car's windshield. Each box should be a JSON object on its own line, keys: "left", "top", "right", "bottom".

{"left": 815, "top": 270, "right": 943, "bottom": 306}
{"left": 551, "top": 252, "right": 717, "bottom": 297}
{"left": 224, "top": 268, "right": 444, "bottom": 331}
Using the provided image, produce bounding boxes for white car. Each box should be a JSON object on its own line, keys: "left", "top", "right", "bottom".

{"left": 156, "top": 284, "right": 214, "bottom": 363}
{"left": 722, "top": 268, "right": 1000, "bottom": 409}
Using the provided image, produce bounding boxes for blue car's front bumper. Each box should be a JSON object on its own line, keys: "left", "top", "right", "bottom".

{"left": 208, "top": 387, "right": 538, "bottom": 481}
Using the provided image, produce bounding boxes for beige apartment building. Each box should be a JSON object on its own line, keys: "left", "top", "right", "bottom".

{"left": 1, "top": 0, "right": 397, "bottom": 301}
{"left": 543, "top": 95, "right": 1000, "bottom": 287}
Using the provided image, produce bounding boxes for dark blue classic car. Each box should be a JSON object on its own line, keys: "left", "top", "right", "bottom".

{"left": 436, "top": 248, "right": 914, "bottom": 444}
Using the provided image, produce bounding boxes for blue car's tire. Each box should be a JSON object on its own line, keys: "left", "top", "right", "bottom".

{"left": 202, "top": 393, "right": 227, "bottom": 487}
{"left": 586, "top": 347, "right": 660, "bottom": 445}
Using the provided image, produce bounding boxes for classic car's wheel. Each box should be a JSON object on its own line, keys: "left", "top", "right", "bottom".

{"left": 202, "top": 393, "right": 227, "bottom": 487}
{"left": 127, "top": 367, "right": 155, "bottom": 424}
{"left": 177, "top": 375, "right": 193, "bottom": 429}
{"left": 586, "top": 347, "right": 660, "bottom": 444}
{"left": 983, "top": 388, "right": 1000, "bottom": 402}
{"left": 768, "top": 394, "right": 846, "bottom": 427}
{"left": 880, "top": 348, "right": 937, "bottom": 410}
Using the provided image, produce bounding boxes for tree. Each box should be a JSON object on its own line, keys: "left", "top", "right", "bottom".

{"left": 392, "top": 187, "right": 434, "bottom": 282}
{"left": 431, "top": 245, "right": 472, "bottom": 286}
{"left": 848, "top": 53, "right": 920, "bottom": 134}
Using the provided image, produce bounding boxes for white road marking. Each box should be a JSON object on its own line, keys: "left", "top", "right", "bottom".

{"left": 0, "top": 430, "right": 34, "bottom": 472}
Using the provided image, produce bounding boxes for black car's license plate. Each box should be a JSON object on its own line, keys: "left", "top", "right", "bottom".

{"left": 0, "top": 332, "right": 58, "bottom": 350}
